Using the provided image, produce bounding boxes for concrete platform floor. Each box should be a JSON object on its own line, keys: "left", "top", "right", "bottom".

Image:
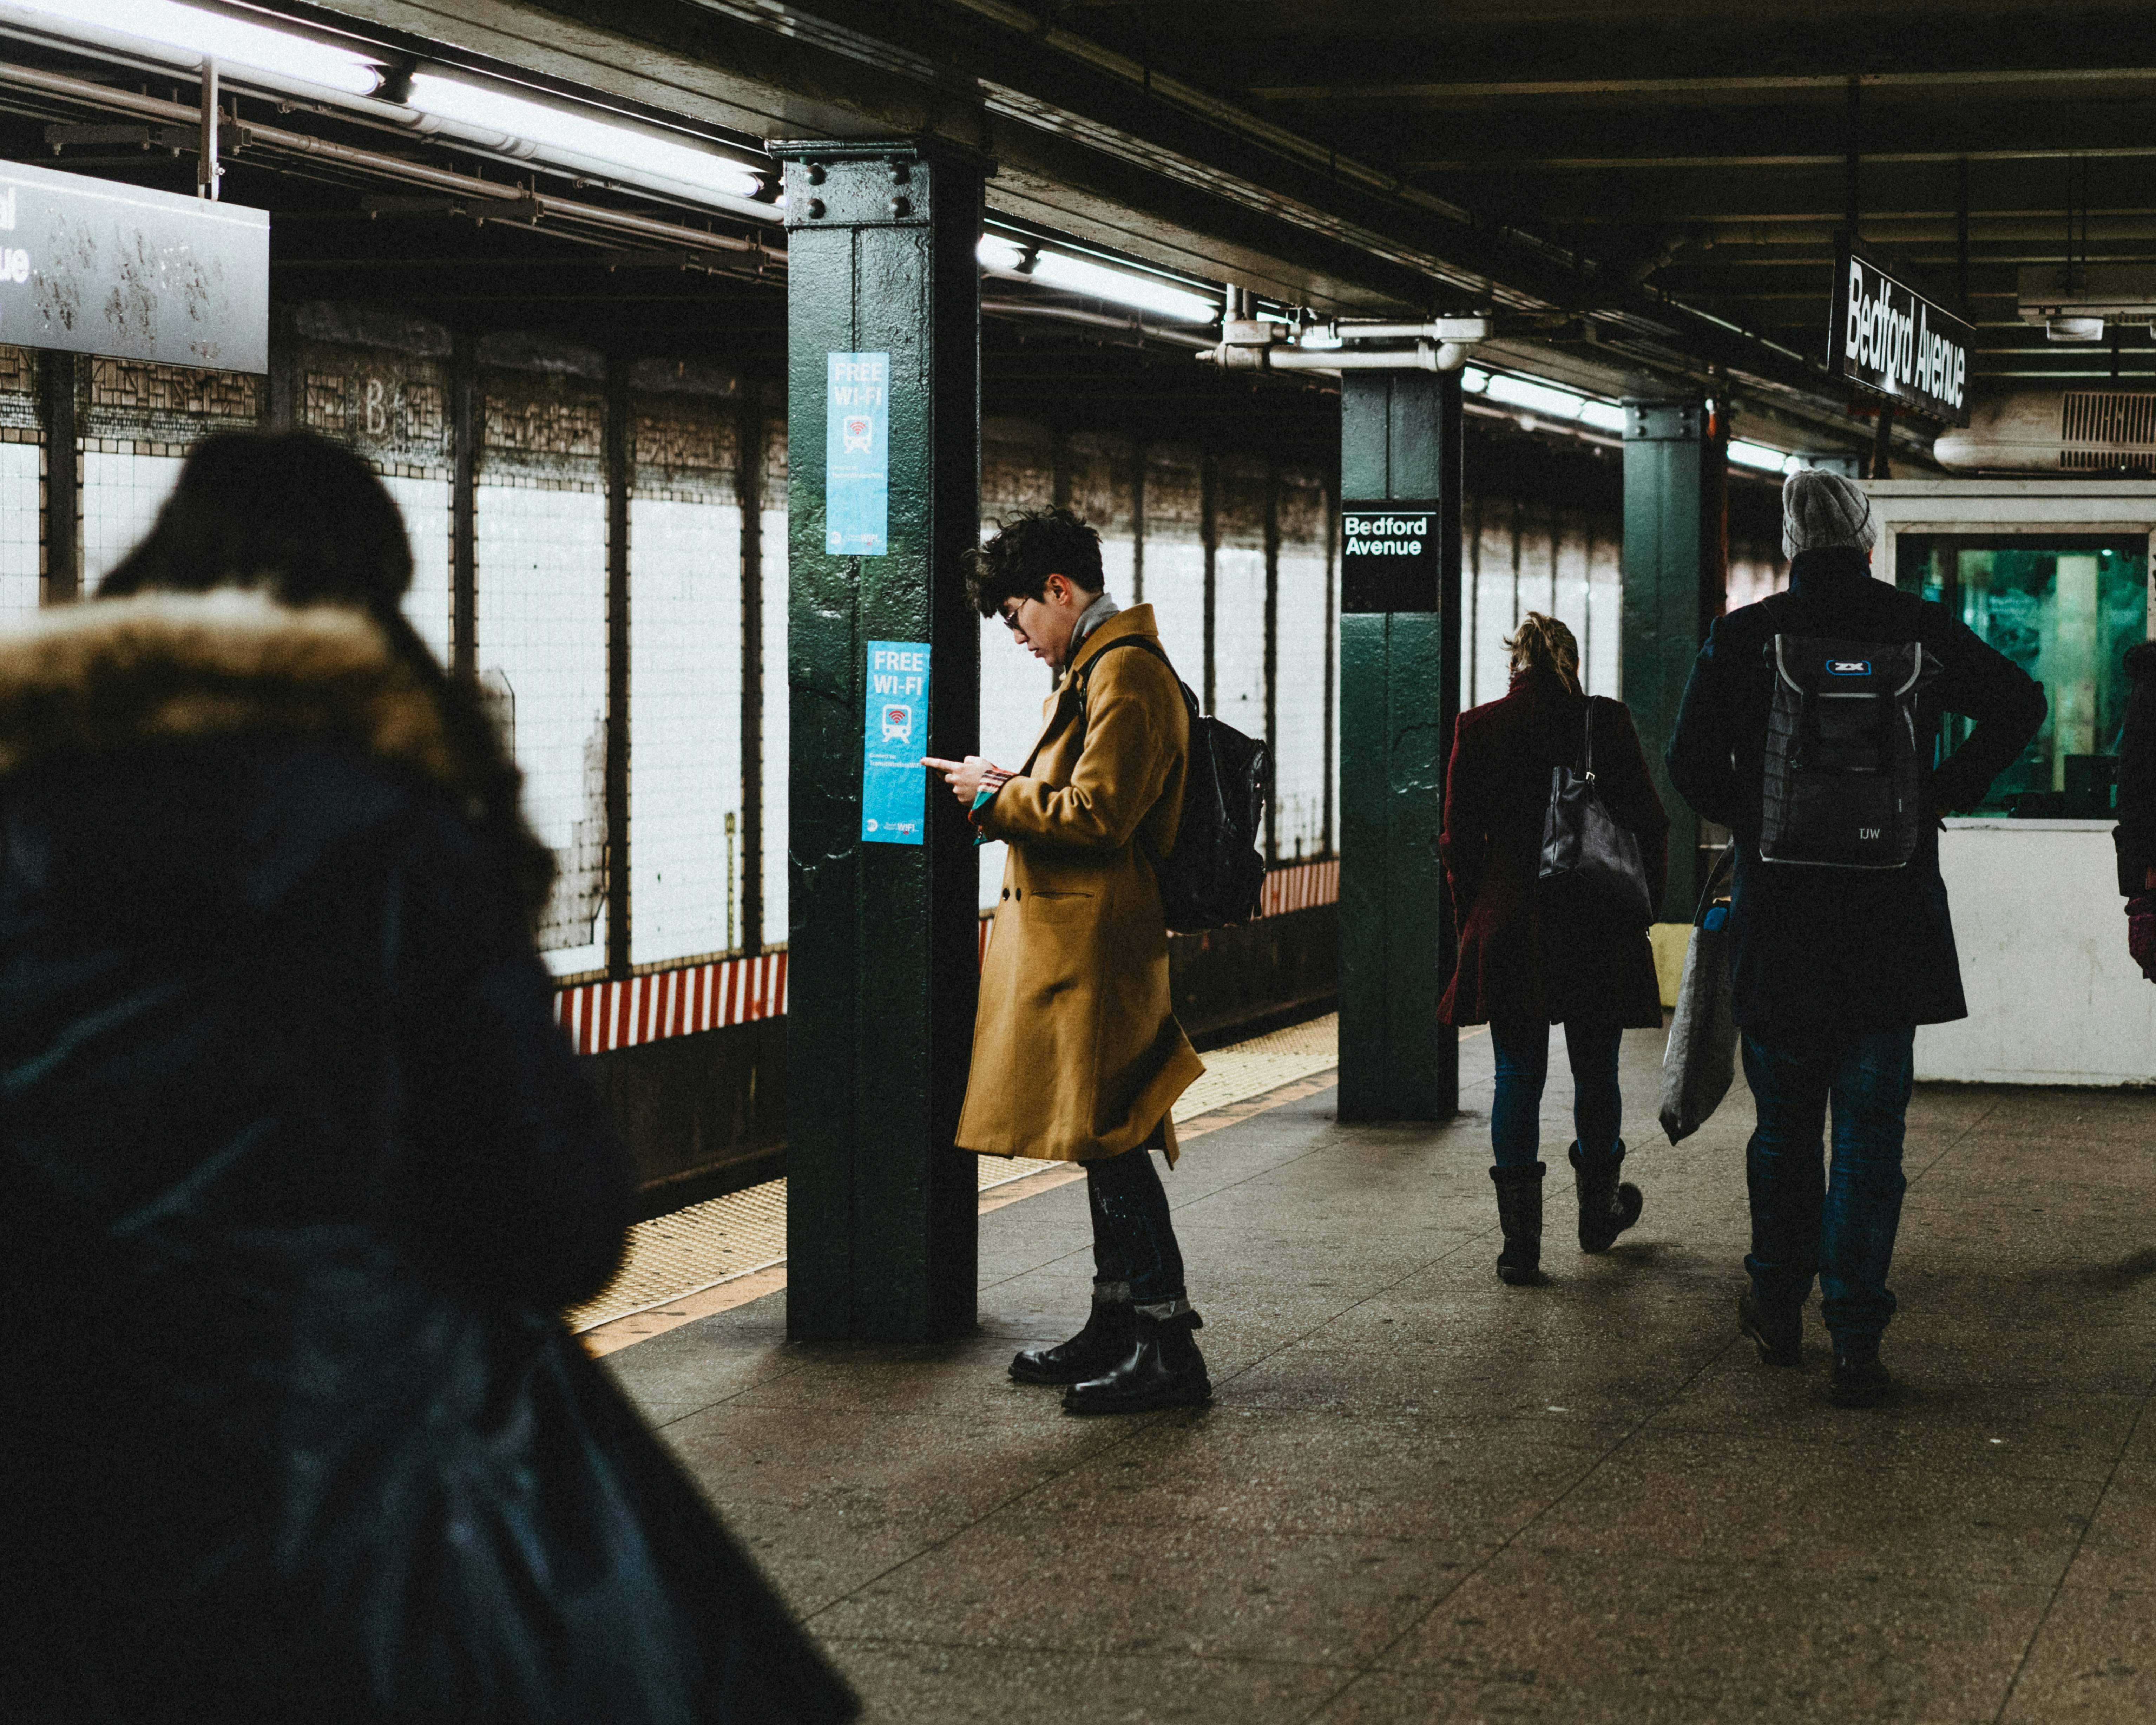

{"left": 605, "top": 1027, "right": 2156, "bottom": 1724}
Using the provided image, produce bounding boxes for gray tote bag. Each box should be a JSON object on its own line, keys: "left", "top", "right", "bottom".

{"left": 1658, "top": 847, "right": 1737, "bottom": 1145}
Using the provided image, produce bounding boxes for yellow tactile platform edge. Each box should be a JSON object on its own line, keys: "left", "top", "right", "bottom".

{"left": 563, "top": 1013, "right": 1342, "bottom": 1337}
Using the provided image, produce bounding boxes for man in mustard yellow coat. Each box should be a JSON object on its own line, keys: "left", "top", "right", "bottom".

{"left": 926, "top": 507, "right": 1209, "bottom": 1414}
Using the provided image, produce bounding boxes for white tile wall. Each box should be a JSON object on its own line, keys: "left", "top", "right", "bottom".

{"left": 976, "top": 609, "right": 1055, "bottom": 909}
{"left": 1144, "top": 540, "right": 1206, "bottom": 687}
{"left": 630, "top": 497, "right": 745, "bottom": 966}
{"left": 383, "top": 474, "right": 453, "bottom": 668}
{"left": 0, "top": 441, "right": 39, "bottom": 619}
{"left": 475, "top": 482, "right": 609, "bottom": 975}
{"left": 759, "top": 504, "right": 789, "bottom": 947}
{"left": 1212, "top": 546, "right": 1266, "bottom": 752}
{"left": 1274, "top": 550, "right": 1329, "bottom": 859}
{"left": 82, "top": 450, "right": 184, "bottom": 590}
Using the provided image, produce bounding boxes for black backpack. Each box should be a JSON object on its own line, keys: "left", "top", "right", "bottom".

{"left": 1759, "top": 625, "right": 1936, "bottom": 870}
{"left": 1076, "top": 635, "right": 1269, "bottom": 930}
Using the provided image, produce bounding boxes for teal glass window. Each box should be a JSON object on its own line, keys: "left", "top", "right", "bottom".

{"left": 1894, "top": 535, "right": 2149, "bottom": 815}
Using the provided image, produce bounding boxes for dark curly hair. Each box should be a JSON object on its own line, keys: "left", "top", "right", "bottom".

{"left": 98, "top": 430, "right": 556, "bottom": 943}
{"left": 965, "top": 505, "right": 1105, "bottom": 617}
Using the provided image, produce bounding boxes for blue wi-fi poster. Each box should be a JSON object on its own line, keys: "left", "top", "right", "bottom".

{"left": 827, "top": 351, "right": 889, "bottom": 556}
{"left": 862, "top": 640, "right": 929, "bottom": 846}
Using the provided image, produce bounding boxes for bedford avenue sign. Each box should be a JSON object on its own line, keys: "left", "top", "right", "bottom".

{"left": 1830, "top": 250, "right": 1971, "bottom": 427}
{"left": 0, "top": 159, "right": 268, "bottom": 373}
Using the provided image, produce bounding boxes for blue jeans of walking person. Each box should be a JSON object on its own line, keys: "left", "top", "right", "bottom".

{"left": 1741, "top": 1026, "right": 1917, "bottom": 1361}
{"left": 1488, "top": 1019, "right": 1625, "bottom": 1167}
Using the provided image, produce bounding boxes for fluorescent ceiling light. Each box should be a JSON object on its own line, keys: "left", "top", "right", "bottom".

{"left": 1577, "top": 399, "right": 1625, "bottom": 433}
{"left": 1027, "top": 251, "right": 1217, "bottom": 322}
{"left": 408, "top": 74, "right": 764, "bottom": 200}
{"left": 1297, "top": 327, "right": 1343, "bottom": 350}
{"left": 977, "top": 235, "right": 1027, "bottom": 273}
{"left": 20, "top": 0, "right": 382, "bottom": 92}
{"left": 1483, "top": 372, "right": 1586, "bottom": 419}
{"left": 1462, "top": 366, "right": 1492, "bottom": 393}
{"left": 1729, "top": 440, "right": 1794, "bottom": 473}
{"left": 2047, "top": 314, "right": 2106, "bottom": 343}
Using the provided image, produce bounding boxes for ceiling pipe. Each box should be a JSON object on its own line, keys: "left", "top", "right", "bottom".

{"left": 1201, "top": 338, "right": 1470, "bottom": 373}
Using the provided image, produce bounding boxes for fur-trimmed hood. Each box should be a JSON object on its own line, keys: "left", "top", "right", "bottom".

{"left": 0, "top": 590, "right": 466, "bottom": 794}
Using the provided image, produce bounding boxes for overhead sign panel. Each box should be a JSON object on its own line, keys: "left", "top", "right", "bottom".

{"left": 1830, "top": 250, "right": 1971, "bottom": 427}
{"left": 0, "top": 160, "right": 268, "bottom": 374}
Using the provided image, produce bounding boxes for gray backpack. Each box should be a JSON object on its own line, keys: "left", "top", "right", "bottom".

{"left": 1759, "top": 628, "right": 1934, "bottom": 870}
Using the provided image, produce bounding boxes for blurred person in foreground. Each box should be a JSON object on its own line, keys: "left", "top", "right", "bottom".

{"left": 0, "top": 431, "right": 855, "bottom": 1725}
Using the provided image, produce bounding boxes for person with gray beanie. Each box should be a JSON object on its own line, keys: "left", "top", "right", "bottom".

{"left": 1666, "top": 467, "right": 2044, "bottom": 1408}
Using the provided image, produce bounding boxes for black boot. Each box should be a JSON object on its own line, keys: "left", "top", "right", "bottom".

{"left": 1569, "top": 1140, "right": 1643, "bottom": 1253}
{"left": 1737, "top": 1290, "right": 1802, "bottom": 1367}
{"left": 1062, "top": 1310, "right": 1211, "bottom": 1415}
{"left": 1010, "top": 1281, "right": 1136, "bottom": 1385}
{"left": 1489, "top": 1163, "right": 1551, "bottom": 1286}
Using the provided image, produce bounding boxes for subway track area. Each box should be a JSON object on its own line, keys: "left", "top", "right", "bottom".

{"left": 607, "top": 1029, "right": 2156, "bottom": 1725}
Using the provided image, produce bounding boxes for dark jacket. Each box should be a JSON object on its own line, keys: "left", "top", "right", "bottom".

{"left": 0, "top": 593, "right": 854, "bottom": 1725}
{"left": 2114, "top": 641, "right": 2156, "bottom": 895}
{"left": 1665, "top": 546, "right": 2047, "bottom": 1038}
{"left": 1439, "top": 666, "right": 1670, "bottom": 1028}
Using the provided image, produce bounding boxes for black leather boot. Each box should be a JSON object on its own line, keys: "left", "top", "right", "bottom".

{"left": 1010, "top": 1281, "right": 1136, "bottom": 1385}
{"left": 1061, "top": 1310, "right": 1211, "bottom": 1414}
{"left": 1489, "top": 1163, "right": 1551, "bottom": 1286}
{"left": 1569, "top": 1140, "right": 1643, "bottom": 1253}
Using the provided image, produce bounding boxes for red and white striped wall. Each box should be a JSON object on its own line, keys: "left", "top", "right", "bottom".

{"left": 558, "top": 858, "right": 1340, "bottom": 1056}
{"left": 554, "top": 951, "right": 788, "bottom": 1055}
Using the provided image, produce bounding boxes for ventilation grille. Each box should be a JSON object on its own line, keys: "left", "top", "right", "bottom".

{"left": 2061, "top": 392, "right": 2156, "bottom": 467}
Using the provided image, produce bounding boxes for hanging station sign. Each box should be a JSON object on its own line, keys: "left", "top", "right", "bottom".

{"left": 1340, "top": 501, "right": 1440, "bottom": 612}
{"left": 1830, "top": 250, "right": 1972, "bottom": 427}
{"left": 0, "top": 159, "right": 268, "bottom": 373}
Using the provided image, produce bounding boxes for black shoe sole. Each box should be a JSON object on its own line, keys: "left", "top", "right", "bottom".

{"left": 1061, "top": 1381, "right": 1214, "bottom": 1416}
{"left": 1009, "top": 1358, "right": 1093, "bottom": 1386}
{"left": 1496, "top": 1264, "right": 1550, "bottom": 1286}
{"left": 1738, "top": 1314, "right": 1802, "bottom": 1368}
{"left": 1579, "top": 1184, "right": 1644, "bottom": 1254}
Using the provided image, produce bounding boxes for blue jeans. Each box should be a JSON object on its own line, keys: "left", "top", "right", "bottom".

{"left": 1742, "top": 1026, "right": 1916, "bottom": 1360}
{"left": 1087, "top": 1146, "right": 1185, "bottom": 1305}
{"left": 1488, "top": 1020, "right": 1624, "bottom": 1169}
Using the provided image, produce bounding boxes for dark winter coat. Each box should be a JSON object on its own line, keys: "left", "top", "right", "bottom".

{"left": 2114, "top": 641, "right": 2156, "bottom": 895}
{"left": 0, "top": 593, "right": 854, "bottom": 1725}
{"left": 1665, "top": 546, "right": 2047, "bottom": 1039}
{"left": 1439, "top": 667, "right": 1670, "bottom": 1028}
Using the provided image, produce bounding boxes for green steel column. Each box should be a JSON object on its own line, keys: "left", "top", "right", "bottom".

{"left": 777, "top": 140, "right": 982, "bottom": 1342}
{"left": 1337, "top": 372, "right": 1461, "bottom": 1122}
{"left": 1621, "top": 398, "right": 1707, "bottom": 920}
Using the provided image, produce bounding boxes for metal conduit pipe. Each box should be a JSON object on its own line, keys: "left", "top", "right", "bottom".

{"left": 0, "top": 2, "right": 781, "bottom": 224}
{"left": 980, "top": 297, "right": 1216, "bottom": 350}
{"left": 1201, "top": 339, "right": 1471, "bottom": 373}
{"left": 0, "top": 58, "right": 786, "bottom": 263}
{"left": 1320, "top": 318, "right": 1494, "bottom": 343}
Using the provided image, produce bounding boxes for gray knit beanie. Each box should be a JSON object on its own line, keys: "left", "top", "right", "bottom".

{"left": 1781, "top": 469, "right": 1876, "bottom": 559}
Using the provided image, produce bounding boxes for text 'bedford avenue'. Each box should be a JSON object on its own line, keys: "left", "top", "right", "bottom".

{"left": 1344, "top": 513, "right": 1429, "bottom": 555}
{"left": 1844, "top": 258, "right": 1967, "bottom": 412}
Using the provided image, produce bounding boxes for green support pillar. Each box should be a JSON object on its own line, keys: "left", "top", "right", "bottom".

{"left": 1337, "top": 372, "right": 1461, "bottom": 1122}
{"left": 1621, "top": 398, "right": 1711, "bottom": 920}
{"left": 776, "top": 140, "right": 982, "bottom": 1341}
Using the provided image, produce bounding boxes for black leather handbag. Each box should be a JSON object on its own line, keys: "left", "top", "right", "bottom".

{"left": 1538, "top": 696, "right": 1655, "bottom": 927}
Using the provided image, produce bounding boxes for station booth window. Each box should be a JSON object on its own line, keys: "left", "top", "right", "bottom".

{"left": 1894, "top": 534, "right": 2149, "bottom": 817}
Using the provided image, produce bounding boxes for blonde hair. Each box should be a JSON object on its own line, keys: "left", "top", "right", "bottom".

{"left": 1505, "top": 612, "right": 1581, "bottom": 693}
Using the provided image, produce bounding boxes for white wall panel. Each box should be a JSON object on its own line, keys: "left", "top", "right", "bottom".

{"left": 1144, "top": 541, "right": 1205, "bottom": 683}
{"left": 382, "top": 473, "right": 453, "bottom": 667}
{"left": 630, "top": 497, "right": 744, "bottom": 966}
{"left": 0, "top": 441, "right": 38, "bottom": 618}
{"left": 759, "top": 503, "right": 789, "bottom": 947}
{"left": 82, "top": 450, "right": 182, "bottom": 590}
{"left": 476, "top": 481, "right": 609, "bottom": 975}
{"left": 1274, "top": 549, "right": 1328, "bottom": 859}
{"left": 1212, "top": 543, "right": 1266, "bottom": 748}
{"left": 1585, "top": 538, "right": 1623, "bottom": 697}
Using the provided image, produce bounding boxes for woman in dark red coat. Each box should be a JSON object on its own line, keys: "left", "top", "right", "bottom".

{"left": 1440, "top": 614, "right": 1669, "bottom": 1286}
